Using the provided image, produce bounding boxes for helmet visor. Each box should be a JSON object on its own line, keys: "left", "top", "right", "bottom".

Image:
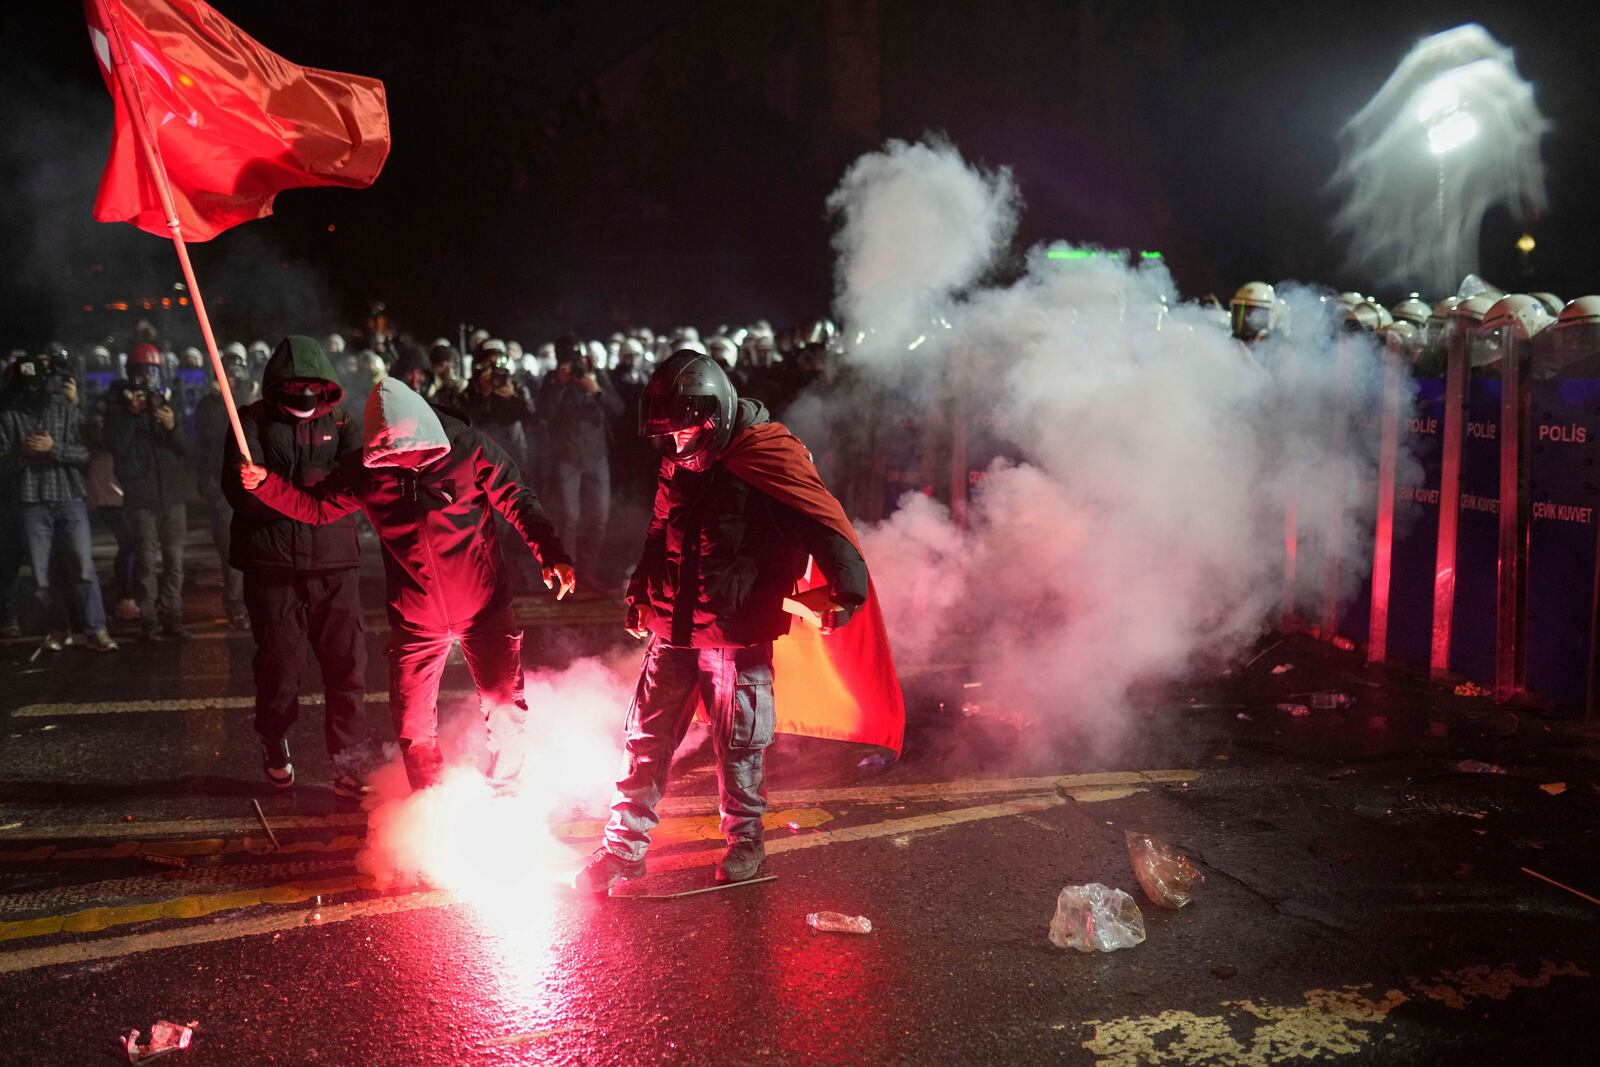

{"left": 127, "top": 364, "right": 162, "bottom": 389}
{"left": 1231, "top": 304, "right": 1272, "bottom": 340}
{"left": 639, "top": 394, "right": 718, "bottom": 438}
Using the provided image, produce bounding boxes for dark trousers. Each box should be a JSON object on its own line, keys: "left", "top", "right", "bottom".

{"left": 0, "top": 499, "right": 23, "bottom": 623}
{"left": 603, "top": 639, "right": 775, "bottom": 862}
{"left": 96, "top": 506, "right": 137, "bottom": 603}
{"left": 128, "top": 504, "right": 186, "bottom": 628}
{"left": 244, "top": 568, "right": 368, "bottom": 771}
{"left": 205, "top": 496, "right": 244, "bottom": 615}
{"left": 388, "top": 600, "right": 526, "bottom": 792}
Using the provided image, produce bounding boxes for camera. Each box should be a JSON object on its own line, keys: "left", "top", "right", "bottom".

{"left": 491, "top": 367, "right": 511, "bottom": 388}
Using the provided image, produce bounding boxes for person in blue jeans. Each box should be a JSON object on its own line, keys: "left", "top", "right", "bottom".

{"left": 0, "top": 353, "right": 117, "bottom": 652}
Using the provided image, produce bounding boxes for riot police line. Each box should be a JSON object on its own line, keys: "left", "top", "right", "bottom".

{"left": 1227, "top": 283, "right": 1596, "bottom": 715}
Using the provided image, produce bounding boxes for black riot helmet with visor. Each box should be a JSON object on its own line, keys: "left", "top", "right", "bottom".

{"left": 638, "top": 350, "right": 738, "bottom": 472}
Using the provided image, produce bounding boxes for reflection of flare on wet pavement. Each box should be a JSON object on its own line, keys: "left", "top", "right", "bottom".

{"left": 355, "top": 658, "right": 633, "bottom": 898}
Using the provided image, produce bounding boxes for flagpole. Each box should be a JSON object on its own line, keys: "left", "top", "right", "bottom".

{"left": 95, "top": 0, "right": 253, "bottom": 465}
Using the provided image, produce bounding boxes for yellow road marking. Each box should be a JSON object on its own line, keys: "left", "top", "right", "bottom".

{"left": 0, "top": 794, "right": 1073, "bottom": 973}
{"left": 0, "top": 835, "right": 367, "bottom": 864}
{"left": 0, "top": 813, "right": 368, "bottom": 844}
{"left": 641, "top": 794, "right": 1065, "bottom": 875}
{"left": 13, "top": 692, "right": 397, "bottom": 718}
{"left": 0, "top": 888, "right": 454, "bottom": 975}
{"left": 551, "top": 807, "right": 833, "bottom": 846}
{"left": 0, "top": 811, "right": 829, "bottom": 942}
{"left": 0, "top": 876, "right": 369, "bottom": 943}
{"left": 0, "top": 769, "right": 1200, "bottom": 843}
{"left": 645, "top": 769, "right": 1196, "bottom": 818}
{"left": 1081, "top": 961, "right": 1592, "bottom": 1065}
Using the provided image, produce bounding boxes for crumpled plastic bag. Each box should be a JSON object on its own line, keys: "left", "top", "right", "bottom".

{"left": 121, "top": 1020, "right": 192, "bottom": 1062}
{"left": 1048, "top": 883, "right": 1146, "bottom": 952}
{"left": 1125, "top": 831, "right": 1205, "bottom": 909}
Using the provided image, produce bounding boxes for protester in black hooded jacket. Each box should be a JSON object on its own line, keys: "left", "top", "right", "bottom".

{"left": 221, "top": 336, "right": 368, "bottom": 799}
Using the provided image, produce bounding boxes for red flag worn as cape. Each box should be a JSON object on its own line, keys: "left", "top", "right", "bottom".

{"left": 85, "top": 0, "right": 390, "bottom": 241}
{"left": 720, "top": 422, "right": 906, "bottom": 754}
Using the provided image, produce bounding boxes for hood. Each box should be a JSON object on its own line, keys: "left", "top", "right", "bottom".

{"left": 732, "top": 397, "right": 770, "bottom": 433}
{"left": 263, "top": 336, "right": 344, "bottom": 403}
{"left": 363, "top": 378, "right": 451, "bottom": 470}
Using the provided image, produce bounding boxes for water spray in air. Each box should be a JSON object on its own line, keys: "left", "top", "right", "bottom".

{"left": 1330, "top": 23, "right": 1549, "bottom": 296}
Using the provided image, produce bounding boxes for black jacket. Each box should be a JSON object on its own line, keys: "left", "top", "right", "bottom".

{"left": 537, "top": 370, "right": 623, "bottom": 464}
{"left": 626, "top": 400, "right": 867, "bottom": 648}
{"left": 458, "top": 382, "right": 535, "bottom": 473}
{"left": 221, "top": 343, "right": 362, "bottom": 573}
{"left": 105, "top": 401, "right": 189, "bottom": 510}
{"left": 252, "top": 380, "right": 570, "bottom": 631}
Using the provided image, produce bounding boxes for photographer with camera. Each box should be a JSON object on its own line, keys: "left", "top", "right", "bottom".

{"left": 0, "top": 352, "right": 118, "bottom": 652}
{"left": 106, "top": 342, "right": 190, "bottom": 642}
{"left": 460, "top": 339, "right": 533, "bottom": 472}
{"left": 461, "top": 338, "right": 540, "bottom": 591}
{"left": 537, "top": 336, "right": 623, "bottom": 590}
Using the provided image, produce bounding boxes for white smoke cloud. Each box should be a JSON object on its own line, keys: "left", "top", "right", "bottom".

{"left": 1330, "top": 24, "right": 1549, "bottom": 296}
{"left": 823, "top": 138, "right": 1395, "bottom": 753}
{"left": 826, "top": 136, "right": 1018, "bottom": 362}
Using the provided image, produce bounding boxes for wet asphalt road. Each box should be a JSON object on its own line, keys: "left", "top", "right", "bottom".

{"left": 1, "top": 553, "right": 1598, "bottom": 1065}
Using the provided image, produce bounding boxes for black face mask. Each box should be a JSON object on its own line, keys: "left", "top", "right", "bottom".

{"left": 273, "top": 388, "right": 320, "bottom": 418}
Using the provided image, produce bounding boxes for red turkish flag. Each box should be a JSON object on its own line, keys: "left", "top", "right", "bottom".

{"left": 84, "top": 0, "right": 390, "bottom": 241}
{"left": 719, "top": 423, "right": 907, "bottom": 755}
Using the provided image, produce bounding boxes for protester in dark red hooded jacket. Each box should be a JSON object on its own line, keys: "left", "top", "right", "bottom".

{"left": 576, "top": 351, "right": 902, "bottom": 895}
{"left": 241, "top": 377, "right": 575, "bottom": 792}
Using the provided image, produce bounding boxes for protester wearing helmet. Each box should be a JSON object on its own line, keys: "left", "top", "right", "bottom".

{"left": 576, "top": 351, "right": 893, "bottom": 894}
{"left": 222, "top": 337, "right": 370, "bottom": 797}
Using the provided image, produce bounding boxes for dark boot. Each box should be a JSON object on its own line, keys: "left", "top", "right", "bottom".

{"left": 714, "top": 838, "right": 766, "bottom": 883}
{"left": 401, "top": 741, "right": 443, "bottom": 792}
{"left": 573, "top": 847, "right": 646, "bottom": 896}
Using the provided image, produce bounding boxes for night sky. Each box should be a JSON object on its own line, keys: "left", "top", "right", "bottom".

{"left": 3, "top": 0, "right": 1598, "bottom": 349}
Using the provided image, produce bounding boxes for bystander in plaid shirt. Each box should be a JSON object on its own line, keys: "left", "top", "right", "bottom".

{"left": 0, "top": 394, "right": 91, "bottom": 503}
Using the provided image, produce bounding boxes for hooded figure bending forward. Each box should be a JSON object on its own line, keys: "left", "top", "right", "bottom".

{"left": 241, "top": 378, "right": 575, "bottom": 793}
